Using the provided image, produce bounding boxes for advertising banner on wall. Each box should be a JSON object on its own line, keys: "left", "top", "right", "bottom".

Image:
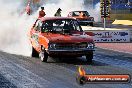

{"left": 91, "top": 30, "right": 130, "bottom": 42}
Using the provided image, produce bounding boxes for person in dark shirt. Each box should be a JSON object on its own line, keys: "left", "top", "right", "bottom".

{"left": 39, "top": 7, "right": 46, "bottom": 18}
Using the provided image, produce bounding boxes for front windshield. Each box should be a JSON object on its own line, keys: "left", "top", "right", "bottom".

{"left": 72, "top": 11, "right": 89, "bottom": 16}
{"left": 41, "top": 19, "right": 83, "bottom": 34}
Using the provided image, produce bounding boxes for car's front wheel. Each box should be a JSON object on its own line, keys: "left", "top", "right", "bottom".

{"left": 39, "top": 47, "right": 48, "bottom": 62}
{"left": 85, "top": 52, "right": 93, "bottom": 63}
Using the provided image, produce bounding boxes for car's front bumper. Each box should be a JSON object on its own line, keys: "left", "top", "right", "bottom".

{"left": 78, "top": 20, "right": 94, "bottom": 25}
{"left": 78, "top": 20, "right": 94, "bottom": 23}
{"left": 47, "top": 49, "right": 94, "bottom": 56}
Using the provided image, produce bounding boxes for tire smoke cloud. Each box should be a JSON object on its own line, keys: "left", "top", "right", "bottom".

{"left": 0, "top": 0, "right": 100, "bottom": 56}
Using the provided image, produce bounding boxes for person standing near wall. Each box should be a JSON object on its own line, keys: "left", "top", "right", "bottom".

{"left": 38, "top": 7, "right": 46, "bottom": 18}
{"left": 54, "top": 8, "right": 62, "bottom": 17}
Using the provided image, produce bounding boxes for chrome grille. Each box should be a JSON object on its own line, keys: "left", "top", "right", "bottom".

{"left": 55, "top": 43, "right": 87, "bottom": 49}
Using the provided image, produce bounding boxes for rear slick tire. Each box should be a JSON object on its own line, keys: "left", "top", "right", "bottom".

{"left": 32, "top": 47, "right": 39, "bottom": 57}
{"left": 39, "top": 49, "right": 48, "bottom": 62}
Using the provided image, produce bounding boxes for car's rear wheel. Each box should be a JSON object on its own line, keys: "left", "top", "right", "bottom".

{"left": 85, "top": 52, "right": 93, "bottom": 63}
{"left": 39, "top": 47, "right": 48, "bottom": 62}
{"left": 32, "top": 47, "right": 39, "bottom": 57}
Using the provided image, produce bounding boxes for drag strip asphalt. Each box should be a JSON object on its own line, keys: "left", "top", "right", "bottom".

{"left": 0, "top": 48, "right": 132, "bottom": 88}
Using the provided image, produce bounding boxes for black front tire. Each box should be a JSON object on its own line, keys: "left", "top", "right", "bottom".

{"left": 86, "top": 52, "right": 93, "bottom": 63}
{"left": 39, "top": 47, "right": 48, "bottom": 62}
{"left": 32, "top": 47, "right": 39, "bottom": 57}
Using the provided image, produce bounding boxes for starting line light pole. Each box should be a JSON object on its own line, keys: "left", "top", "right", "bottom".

{"left": 100, "top": 0, "right": 111, "bottom": 30}
{"left": 104, "top": 18, "right": 106, "bottom": 30}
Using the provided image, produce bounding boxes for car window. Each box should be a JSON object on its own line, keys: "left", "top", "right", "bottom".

{"left": 72, "top": 12, "right": 78, "bottom": 16}
{"left": 41, "top": 21, "right": 53, "bottom": 33}
{"left": 84, "top": 11, "right": 90, "bottom": 16}
{"left": 41, "top": 19, "right": 83, "bottom": 34}
{"left": 68, "top": 12, "right": 72, "bottom": 16}
{"left": 38, "top": 21, "right": 42, "bottom": 32}
{"left": 34, "top": 20, "right": 42, "bottom": 32}
{"left": 72, "top": 11, "right": 89, "bottom": 16}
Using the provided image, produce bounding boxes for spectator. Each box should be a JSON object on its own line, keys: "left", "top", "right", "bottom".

{"left": 54, "top": 8, "right": 62, "bottom": 17}
{"left": 39, "top": 7, "right": 46, "bottom": 18}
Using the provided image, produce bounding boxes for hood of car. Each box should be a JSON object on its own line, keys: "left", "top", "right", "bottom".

{"left": 41, "top": 33, "right": 93, "bottom": 43}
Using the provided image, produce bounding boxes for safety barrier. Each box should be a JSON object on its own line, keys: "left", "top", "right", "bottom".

{"left": 85, "top": 29, "right": 131, "bottom": 43}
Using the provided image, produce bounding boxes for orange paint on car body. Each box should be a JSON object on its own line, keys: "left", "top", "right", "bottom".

{"left": 29, "top": 17, "right": 94, "bottom": 61}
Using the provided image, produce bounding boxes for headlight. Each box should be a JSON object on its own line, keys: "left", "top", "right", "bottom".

{"left": 49, "top": 43, "right": 56, "bottom": 49}
{"left": 87, "top": 43, "right": 94, "bottom": 49}
{"left": 79, "top": 43, "right": 87, "bottom": 48}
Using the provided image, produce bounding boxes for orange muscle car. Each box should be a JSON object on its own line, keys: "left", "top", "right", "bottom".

{"left": 68, "top": 11, "right": 94, "bottom": 26}
{"left": 29, "top": 17, "right": 94, "bottom": 62}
